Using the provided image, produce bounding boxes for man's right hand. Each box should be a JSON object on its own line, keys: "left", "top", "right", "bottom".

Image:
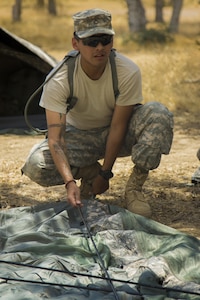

{"left": 66, "top": 181, "right": 82, "bottom": 207}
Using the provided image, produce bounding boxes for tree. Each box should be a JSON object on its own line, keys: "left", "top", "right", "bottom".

{"left": 12, "top": 0, "right": 22, "bottom": 22}
{"left": 48, "top": 0, "right": 57, "bottom": 15}
{"left": 155, "top": 0, "right": 164, "bottom": 23}
{"left": 169, "top": 0, "right": 183, "bottom": 32}
{"left": 154, "top": 0, "right": 184, "bottom": 32}
{"left": 126, "top": 0, "right": 147, "bottom": 33}
{"left": 126, "top": 0, "right": 184, "bottom": 34}
{"left": 12, "top": 0, "right": 57, "bottom": 21}
{"left": 36, "top": 0, "right": 57, "bottom": 15}
{"left": 37, "top": 0, "right": 45, "bottom": 8}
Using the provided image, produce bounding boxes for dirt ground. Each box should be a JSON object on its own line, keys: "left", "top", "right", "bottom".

{"left": 0, "top": 112, "right": 200, "bottom": 239}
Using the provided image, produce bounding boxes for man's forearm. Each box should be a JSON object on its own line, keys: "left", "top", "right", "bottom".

{"left": 102, "top": 128, "right": 125, "bottom": 171}
{"left": 45, "top": 110, "right": 75, "bottom": 185}
{"left": 48, "top": 139, "right": 74, "bottom": 183}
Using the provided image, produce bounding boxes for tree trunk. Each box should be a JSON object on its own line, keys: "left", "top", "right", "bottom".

{"left": 155, "top": 0, "right": 164, "bottom": 22}
{"left": 169, "top": 0, "right": 183, "bottom": 32}
{"left": 126, "top": 0, "right": 146, "bottom": 33}
{"left": 37, "top": 0, "right": 45, "bottom": 8}
{"left": 48, "top": 0, "right": 57, "bottom": 15}
{"left": 12, "top": 0, "right": 22, "bottom": 22}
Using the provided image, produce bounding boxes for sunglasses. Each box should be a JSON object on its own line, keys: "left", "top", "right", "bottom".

{"left": 75, "top": 34, "right": 113, "bottom": 47}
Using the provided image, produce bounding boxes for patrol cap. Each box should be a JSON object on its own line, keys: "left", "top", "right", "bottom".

{"left": 73, "top": 8, "right": 115, "bottom": 38}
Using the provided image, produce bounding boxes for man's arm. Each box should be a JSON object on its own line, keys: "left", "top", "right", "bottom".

{"left": 46, "top": 109, "right": 81, "bottom": 206}
{"left": 92, "top": 104, "right": 134, "bottom": 195}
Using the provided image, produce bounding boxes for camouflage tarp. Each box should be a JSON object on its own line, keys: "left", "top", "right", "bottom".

{"left": 0, "top": 200, "right": 199, "bottom": 299}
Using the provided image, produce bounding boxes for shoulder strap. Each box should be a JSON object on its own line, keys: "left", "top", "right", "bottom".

{"left": 65, "top": 48, "right": 119, "bottom": 113}
{"left": 109, "top": 49, "right": 120, "bottom": 100}
{"left": 64, "top": 50, "right": 80, "bottom": 112}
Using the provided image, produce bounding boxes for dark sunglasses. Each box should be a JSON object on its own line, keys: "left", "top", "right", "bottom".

{"left": 75, "top": 34, "right": 113, "bottom": 47}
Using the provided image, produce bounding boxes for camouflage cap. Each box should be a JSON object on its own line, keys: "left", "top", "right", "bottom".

{"left": 73, "top": 8, "right": 115, "bottom": 38}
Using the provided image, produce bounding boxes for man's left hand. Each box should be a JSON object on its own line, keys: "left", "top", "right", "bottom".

{"left": 92, "top": 175, "right": 109, "bottom": 195}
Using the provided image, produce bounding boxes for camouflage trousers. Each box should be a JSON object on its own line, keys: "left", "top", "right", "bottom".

{"left": 22, "top": 101, "right": 174, "bottom": 186}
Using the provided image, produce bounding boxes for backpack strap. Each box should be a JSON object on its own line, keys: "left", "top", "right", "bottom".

{"left": 64, "top": 50, "right": 80, "bottom": 112}
{"left": 109, "top": 49, "right": 120, "bottom": 100}
{"left": 65, "top": 48, "right": 119, "bottom": 113}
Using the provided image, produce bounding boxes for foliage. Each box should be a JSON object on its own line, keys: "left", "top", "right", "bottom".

{"left": 132, "top": 28, "right": 174, "bottom": 45}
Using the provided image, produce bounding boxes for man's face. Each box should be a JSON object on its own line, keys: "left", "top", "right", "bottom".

{"left": 72, "top": 34, "right": 113, "bottom": 68}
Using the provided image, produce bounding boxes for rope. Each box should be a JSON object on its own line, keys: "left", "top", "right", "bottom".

{"left": 77, "top": 206, "right": 120, "bottom": 300}
{"left": 0, "top": 276, "right": 112, "bottom": 293}
{"left": 0, "top": 260, "right": 200, "bottom": 297}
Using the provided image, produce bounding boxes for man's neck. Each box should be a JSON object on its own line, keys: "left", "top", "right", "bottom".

{"left": 80, "top": 59, "right": 107, "bottom": 80}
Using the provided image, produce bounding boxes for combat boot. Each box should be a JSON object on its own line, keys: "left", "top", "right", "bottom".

{"left": 124, "top": 166, "right": 152, "bottom": 217}
{"left": 191, "top": 166, "right": 200, "bottom": 185}
{"left": 191, "top": 148, "right": 200, "bottom": 185}
{"left": 74, "top": 162, "right": 102, "bottom": 198}
{"left": 197, "top": 148, "right": 200, "bottom": 160}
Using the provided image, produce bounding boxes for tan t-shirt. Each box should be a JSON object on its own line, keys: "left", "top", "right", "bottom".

{"left": 40, "top": 52, "right": 143, "bottom": 130}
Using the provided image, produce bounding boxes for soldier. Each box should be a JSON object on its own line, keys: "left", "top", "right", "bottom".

{"left": 22, "top": 8, "right": 174, "bottom": 218}
{"left": 191, "top": 148, "right": 200, "bottom": 184}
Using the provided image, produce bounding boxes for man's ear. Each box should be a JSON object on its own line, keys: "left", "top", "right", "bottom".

{"left": 72, "top": 37, "right": 79, "bottom": 50}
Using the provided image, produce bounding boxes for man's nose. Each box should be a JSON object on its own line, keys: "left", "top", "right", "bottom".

{"left": 95, "top": 42, "right": 104, "bottom": 48}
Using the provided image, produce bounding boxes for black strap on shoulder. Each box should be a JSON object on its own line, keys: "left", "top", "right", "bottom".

{"left": 109, "top": 49, "right": 120, "bottom": 100}
{"left": 65, "top": 48, "right": 119, "bottom": 113}
{"left": 64, "top": 50, "right": 80, "bottom": 112}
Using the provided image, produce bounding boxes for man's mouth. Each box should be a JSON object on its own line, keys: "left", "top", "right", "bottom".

{"left": 94, "top": 52, "right": 105, "bottom": 58}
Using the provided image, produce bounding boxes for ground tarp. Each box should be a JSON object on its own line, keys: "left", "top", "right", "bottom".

{"left": 0, "top": 200, "right": 199, "bottom": 300}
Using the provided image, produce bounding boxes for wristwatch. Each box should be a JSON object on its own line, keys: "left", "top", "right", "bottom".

{"left": 99, "top": 169, "right": 114, "bottom": 180}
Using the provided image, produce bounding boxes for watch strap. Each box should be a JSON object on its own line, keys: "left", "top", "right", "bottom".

{"left": 99, "top": 169, "right": 114, "bottom": 180}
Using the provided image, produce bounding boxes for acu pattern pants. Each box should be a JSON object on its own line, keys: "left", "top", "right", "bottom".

{"left": 22, "top": 102, "right": 174, "bottom": 186}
